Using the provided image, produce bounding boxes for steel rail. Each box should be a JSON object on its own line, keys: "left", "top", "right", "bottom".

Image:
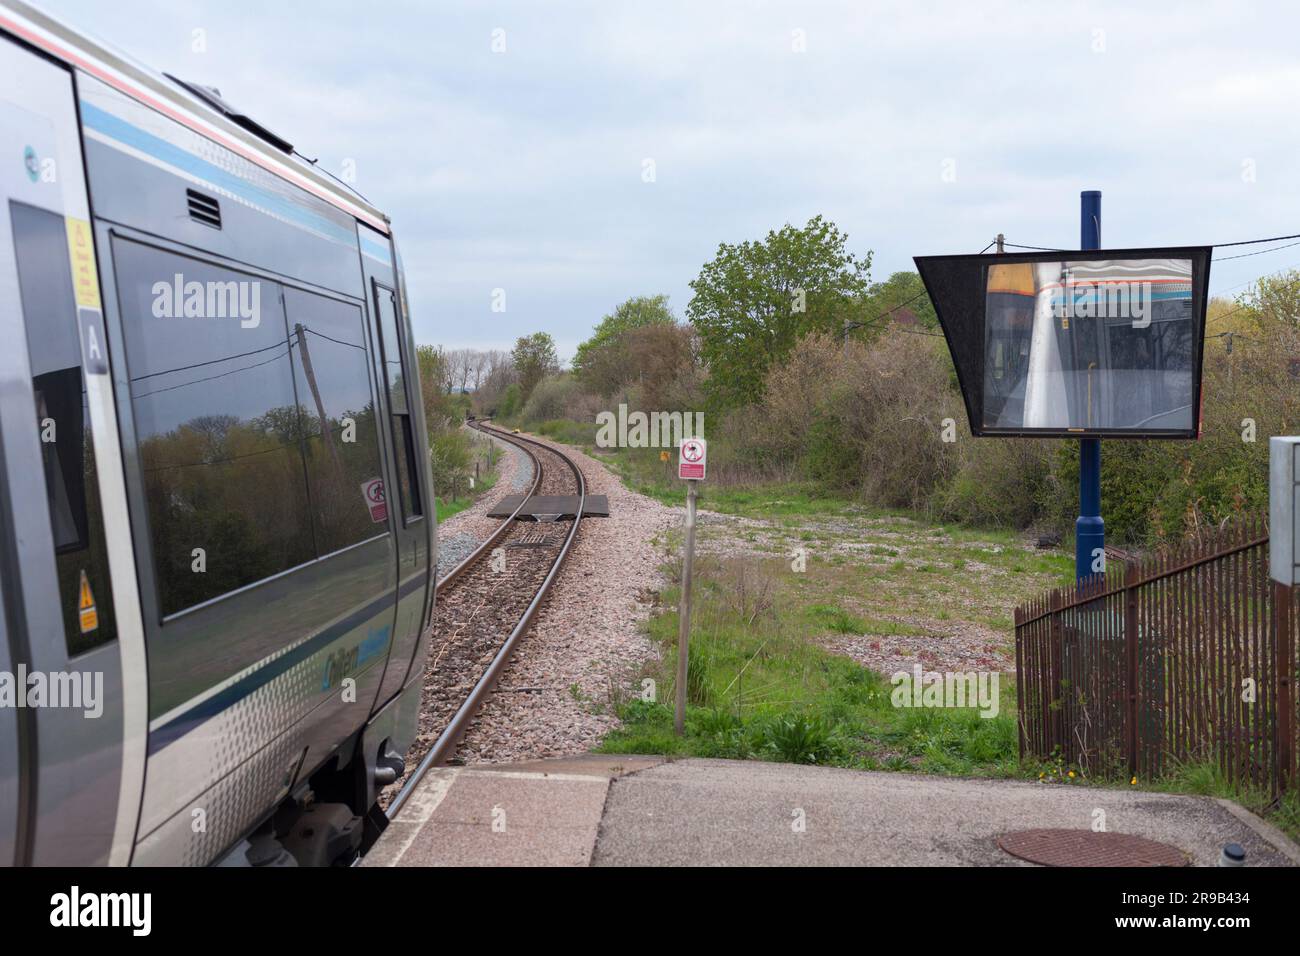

{"left": 435, "top": 419, "right": 543, "bottom": 591}
{"left": 385, "top": 422, "right": 586, "bottom": 819}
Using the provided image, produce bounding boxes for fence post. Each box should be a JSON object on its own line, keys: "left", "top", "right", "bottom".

{"left": 1125, "top": 563, "right": 1140, "bottom": 779}
{"left": 1049, "top": 589, "right": 1063, "bottom": 754}
{"left": 1014, "top": 605, "right": 1024, "bottom": 760}
{"left": 1276, "top": 580, "right": 1295, "bottom": 796}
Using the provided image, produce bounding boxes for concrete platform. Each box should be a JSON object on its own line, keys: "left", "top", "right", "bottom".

{"left": 364, "top": 756, "right": 1300, "bottom": 867}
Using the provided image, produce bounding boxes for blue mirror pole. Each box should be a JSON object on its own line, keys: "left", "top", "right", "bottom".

{"left": 1076, "top": 190, "right": 1104, "bottom": 580}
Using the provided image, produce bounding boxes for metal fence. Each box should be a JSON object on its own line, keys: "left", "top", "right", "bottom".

{"left": 1015, "top": 517, "right": 1298, "bottom": 796}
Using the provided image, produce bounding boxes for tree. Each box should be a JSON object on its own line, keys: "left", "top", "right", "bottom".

{"left": 421, "top": 344, "right": 455, "bottom": 394}
{"left": 474, "top": 350, "right": 517, "bottom": 414}
{"left": 620, "top": 322, "right": 696, "bottom": 409}
{"left": 416, "top": 343, "right": 468, "bottom": 431}
{"left": 511, "top": 332, "right": 559, "bottom": 403}
{"left": 859, "top": 271, "right": 938, "bottom": 334}
{"left": 498, "top": 382, "right": 522, "bottom": 418}
{"left": 470, "top": 351, "right": 488, "bottom": 392}
{"left": 573, "top": 295, "right": 675, "bottom": 395}
{"left": 445, "top": 348, "right": 480, "bottom": 394}
{"left": 687, "top": 215, "right": 872, "bottom": 407}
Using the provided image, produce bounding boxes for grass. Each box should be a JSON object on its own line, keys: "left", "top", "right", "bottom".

{"left": 599, "top": 557, "right": 1023, "bottom": 778}
{"left": 533, "top": 418, "right": 600, "bottom": 448}
{"left": 435, "top": 496, "right": 474, "bottom": 523}
{"left": 803, "top": 604, "right": 928, "bottom": 637}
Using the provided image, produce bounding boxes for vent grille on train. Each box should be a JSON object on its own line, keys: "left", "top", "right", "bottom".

{"left": 186, "top": 189, "right": 222, "bottom": 229}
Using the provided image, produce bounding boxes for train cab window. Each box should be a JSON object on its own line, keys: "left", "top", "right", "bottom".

{"left": 11, "top": 202, "right": 117, "bottom": 655}
{"left": 284, "top": 288, "right": 386, "bottom": 553}
{"left": 111, "top": 238, "right": 314, "bottom": 616}
{"left": 372, "top": 280, "right": 423, "bottom": 521}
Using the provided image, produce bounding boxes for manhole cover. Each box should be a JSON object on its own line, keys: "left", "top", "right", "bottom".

{"left": 998, "top": 829, "right": 1190, "bottom": 867}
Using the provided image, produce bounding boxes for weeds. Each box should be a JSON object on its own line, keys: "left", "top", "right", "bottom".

{"left": 601, "top": 555, "right": 1018, "bottom": 777}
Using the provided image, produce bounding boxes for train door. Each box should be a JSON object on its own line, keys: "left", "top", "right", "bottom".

{"left": 0, "top": 35, "right": 147, "bottom": 864}
{"left": 370, "top": 276, "right": 431, "bottom": 702}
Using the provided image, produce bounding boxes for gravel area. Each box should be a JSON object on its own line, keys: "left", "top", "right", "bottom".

{"left": 453, "top": 433, "right": 678, "bottom": 764}
{"left": 680, "top": 506, "right": 1039, "bottom": 678}
{"left": 823, "top": 622, "right": 1012, "bottom": 679}
{"left": 435, "top": 428, "right": 535, "bottom": 580}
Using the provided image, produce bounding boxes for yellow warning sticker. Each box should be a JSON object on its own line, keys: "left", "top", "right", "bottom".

{"left": 77, "top": 570, "right": 98, "bottom": 634}
{"left": 64, "top": 218, "right": 101, "bottom": 311}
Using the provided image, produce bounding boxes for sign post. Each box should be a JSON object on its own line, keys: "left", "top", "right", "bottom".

{"left": 675, "top": 438, "right": 707, "bottom": 735}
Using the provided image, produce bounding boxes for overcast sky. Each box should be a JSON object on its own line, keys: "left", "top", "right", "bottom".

{"left": 41, "top": 0, "right": 1300, "bottom": 360}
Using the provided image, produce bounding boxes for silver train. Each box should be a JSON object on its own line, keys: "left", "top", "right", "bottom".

{"left": 0, "top": 1, "right": 435, "bottom": 865}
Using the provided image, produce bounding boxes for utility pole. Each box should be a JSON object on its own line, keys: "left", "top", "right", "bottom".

{"left": 996, "top": 233, "right": 1005, "bottom": 254}
{"left": 1076, "top": 191, "right": 1104, "bottom": 580}
{"left": 295, "top": 322, "right": 344, "bottom": 476}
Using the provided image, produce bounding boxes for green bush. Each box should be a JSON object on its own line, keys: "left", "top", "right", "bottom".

{"left": 806, "top": 604, "right": 867, "bottom": 634}
{"left": 803, "top": 415, "right": 858, "bottom": 485}
{"left": 521, "top": 374, "right": 581, "bottom": 423}
{"left": 429, "top": 428, "right": 472, "bottom": 497}
{"left": 753, "top": 713, "right": 843, "bottom": 765}
{"left": 498, "top": 383, "right": 521, "bottom": 419}
{"left": 935, "top": 438, "right": 1054, "bottom": 530}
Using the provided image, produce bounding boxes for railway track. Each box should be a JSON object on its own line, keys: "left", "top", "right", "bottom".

{"left": 383, "top": 421, "right": 586, "bottom": 818}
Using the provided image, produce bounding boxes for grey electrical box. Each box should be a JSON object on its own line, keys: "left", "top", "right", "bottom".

{"left": 1270, "top": 436, "right": 1300, "bottom": 585}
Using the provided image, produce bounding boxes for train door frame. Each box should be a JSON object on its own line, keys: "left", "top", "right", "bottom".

{"left": 0, "top": 33, "right": 147, "bottom": 865}
{"left": 369, "top": 275, "right": 430, "bottom": 702}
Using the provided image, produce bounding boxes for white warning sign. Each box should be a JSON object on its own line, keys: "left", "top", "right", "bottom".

{"left": 361, "top": 477, "right": 388, "bottom": 523}
{"left": 678, "top": 437, "right": 707, "bottom": 481}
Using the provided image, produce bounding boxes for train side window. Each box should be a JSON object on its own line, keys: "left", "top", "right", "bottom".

{"left": 11, "top": 202, "right": 117, "bottom": 655}
{"left": 372, "top": 280, "right": 423, "bottom": 521}
{"left": 111, "top": 238, "right": 314, "bottom": 617}
{"left": 283, "top": 288, "right": 387, "bottom": 553}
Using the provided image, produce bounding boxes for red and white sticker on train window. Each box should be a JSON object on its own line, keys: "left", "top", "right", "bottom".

{"left": 361, "top": 477, "right": 387, "bottom": 522}
{"left": 678, "top": 437, "right": 707, "bottom": 480}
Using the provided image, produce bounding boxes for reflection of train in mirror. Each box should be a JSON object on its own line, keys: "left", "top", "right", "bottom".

{"left": 984, "top": 259, "right": 1196, "bottom": 433}
{"left": 1, "top": 1, "right": 434, "bottom": 865}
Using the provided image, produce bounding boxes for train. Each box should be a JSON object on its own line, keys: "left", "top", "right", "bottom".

{"left": 0, "top": 0, "right": 436, "bottom": 865}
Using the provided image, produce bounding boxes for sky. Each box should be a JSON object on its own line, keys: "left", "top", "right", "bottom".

{"left": 38, "top": 0, "right": 1300, "bottom": 361}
